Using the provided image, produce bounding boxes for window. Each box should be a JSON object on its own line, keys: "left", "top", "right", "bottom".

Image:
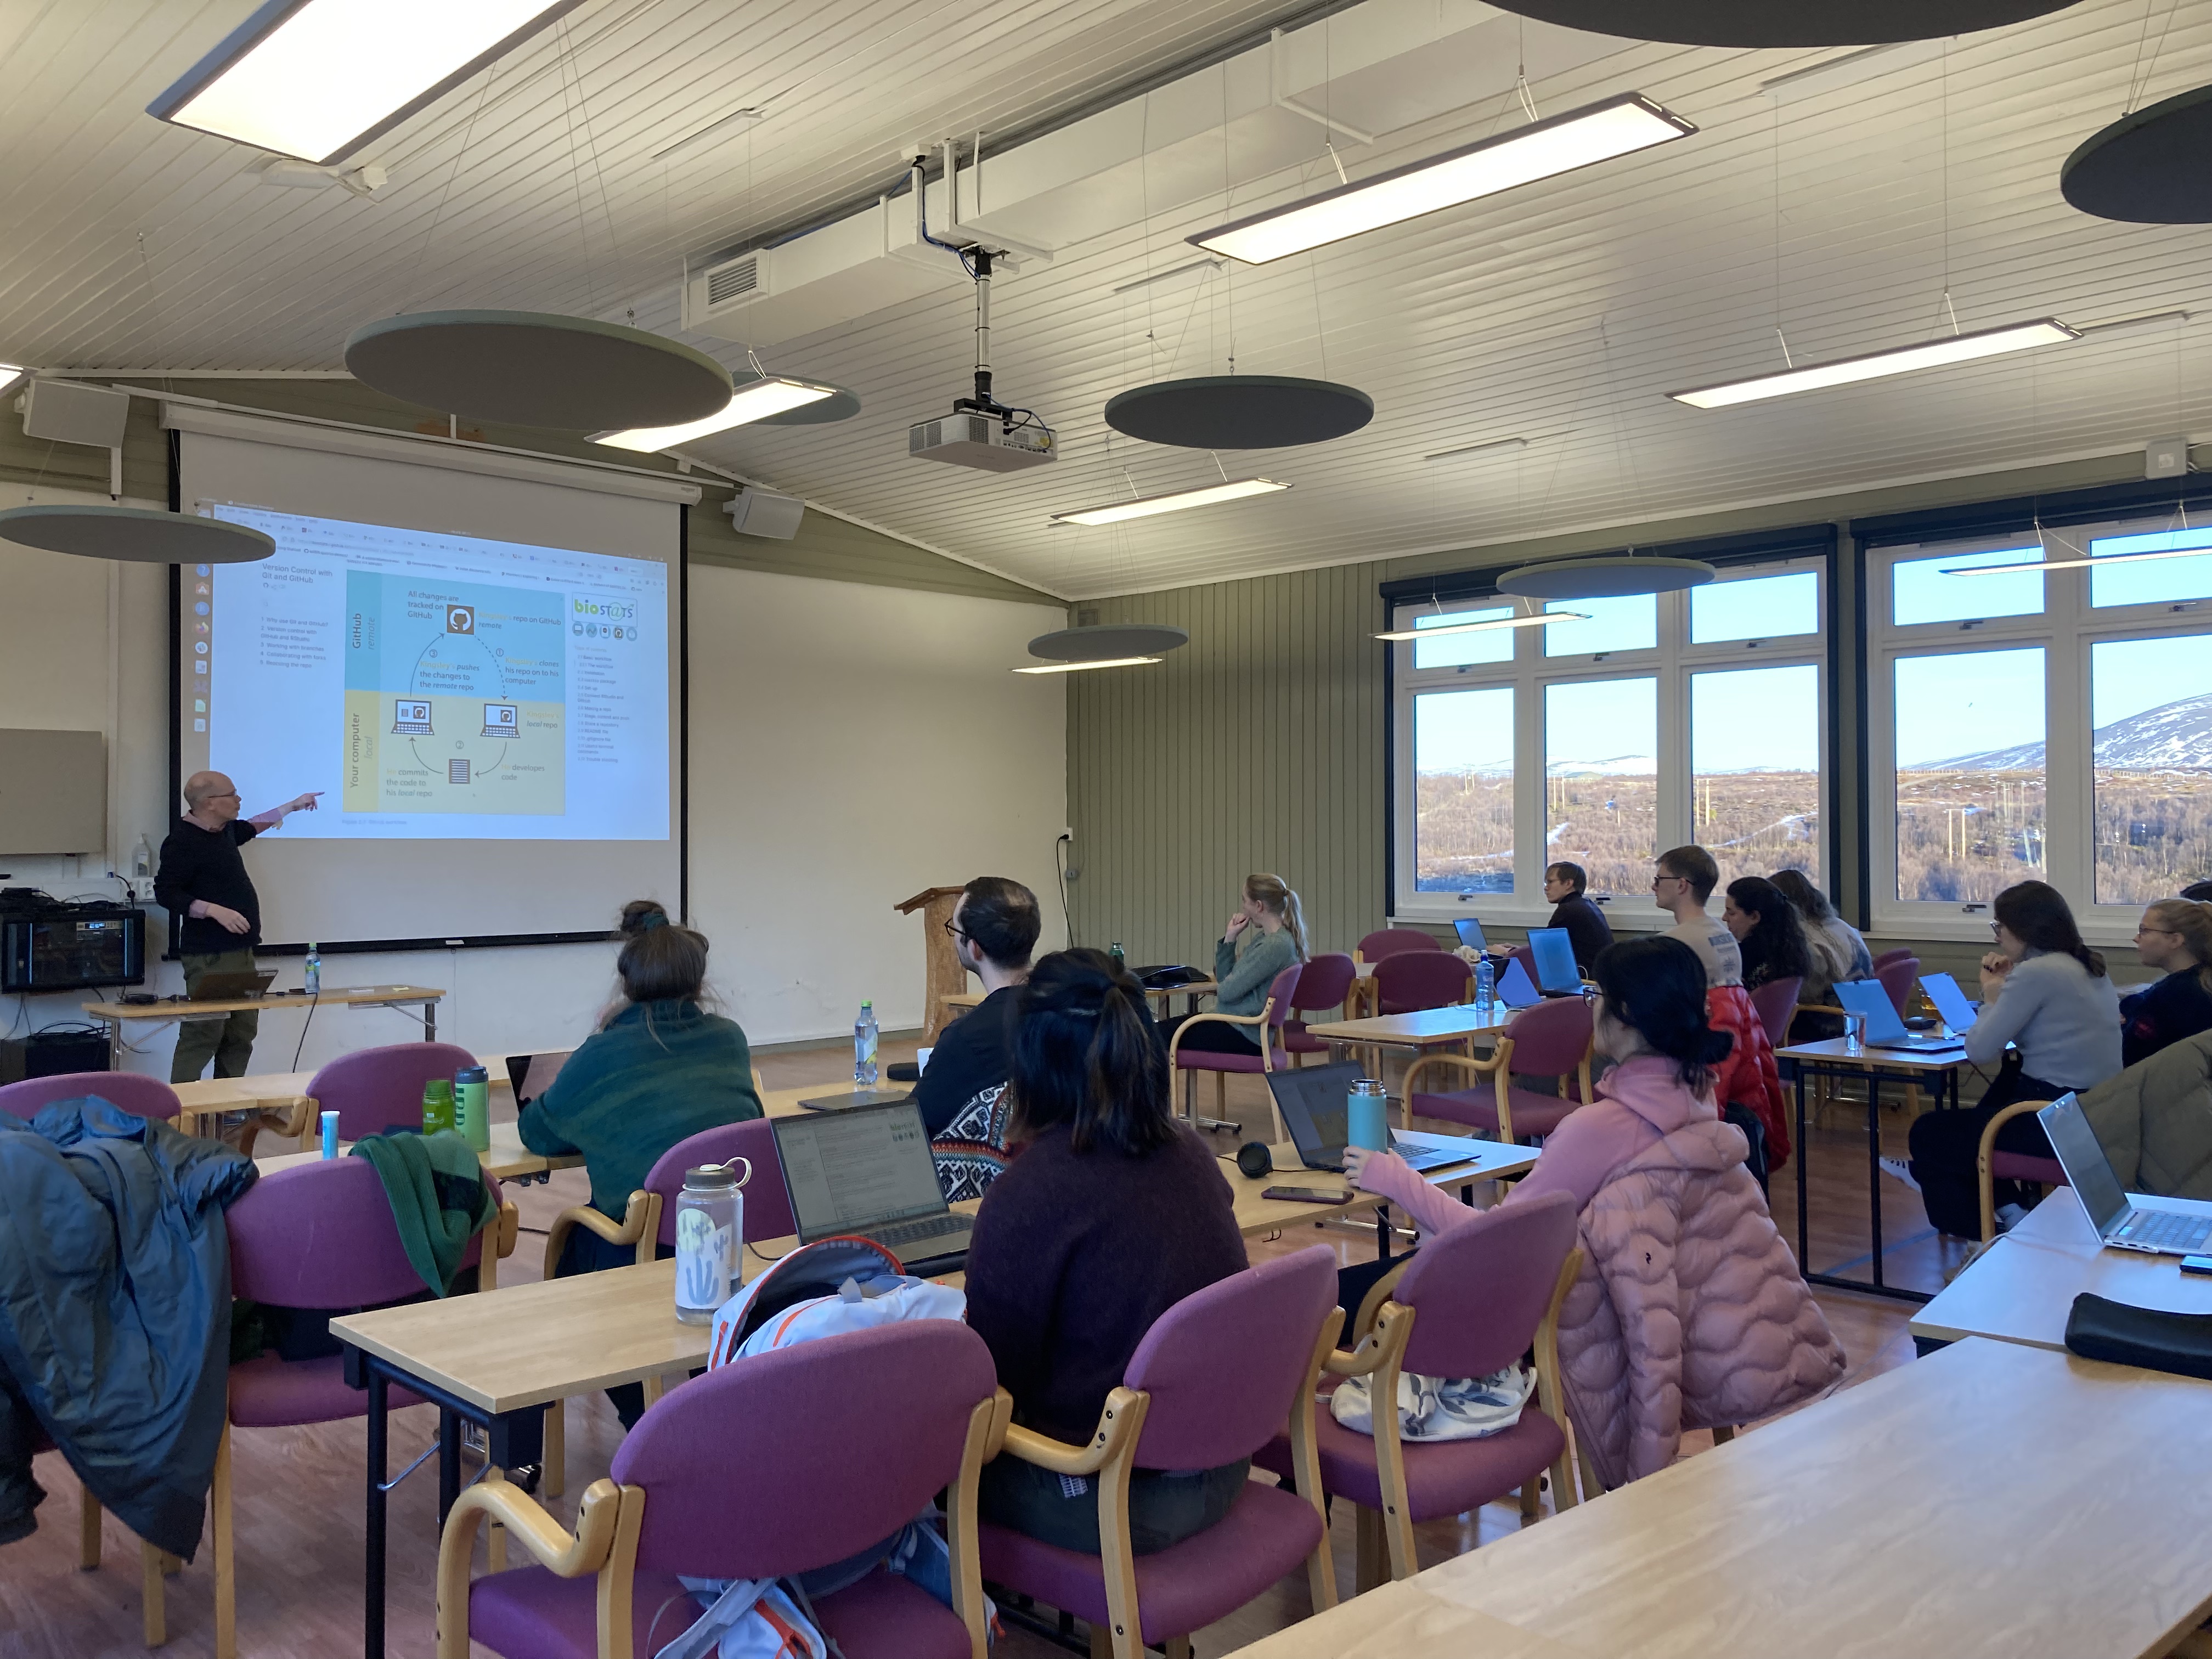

{"left": 1870, "top": 509, "right": 2212, "bottom": 934}
{"left": 1391, "top": 554, "right": 1827, "bottom": 921}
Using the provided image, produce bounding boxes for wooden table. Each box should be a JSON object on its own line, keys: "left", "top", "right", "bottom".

{"left": 1232, "top": 1338, "right": 2212, "bottom": 1659}
{"left": 1299, "top": 1003, "right": 1514, "bottom": 1051}
{"left": 1773, "top": 1034, "right": 1984, "bottom": 1304}
{"left": 1911, "top": 1188, "right": 2212, "bottom": 1353}
{"left": 942, "top": 979, "right": 1219, "bottom": 1017}
{"left": 83, "top": 982, "right": 446, "bottom": 1066}
{"left": 251, "top": 1121, "right": 580, "bottom": 1183}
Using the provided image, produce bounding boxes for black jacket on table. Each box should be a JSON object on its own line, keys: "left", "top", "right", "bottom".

{"left": 154, "top": 816, "right": 262, "bottom": 955}
{"left": 1547, "top": 891, "right": 1615, "bottom": 973}
{"left": 2121, "top": 969, "right": 2212, "bottom": 1069}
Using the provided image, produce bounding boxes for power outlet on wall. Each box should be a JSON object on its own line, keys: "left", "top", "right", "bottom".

{"left": 1059, "top": 828, "right": 1080, "bottom": 882}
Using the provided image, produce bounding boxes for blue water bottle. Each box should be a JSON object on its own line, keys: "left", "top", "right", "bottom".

{"left": 1475, "top": 956, "right": 1495, "bottom": 1016}
{"left": 1346, "top": 1079, "right": 1389, "bottom": 1151}
{"left": 854, "top": 1001, "right": 879, "bottom": 1086}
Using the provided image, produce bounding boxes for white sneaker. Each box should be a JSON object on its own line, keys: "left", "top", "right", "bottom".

{"left": 1994, "top": 1202, "right": 2028, "bottom": 1234}
{"left": 1878, "top": 1156, "right": 1921, "bottom": 1193}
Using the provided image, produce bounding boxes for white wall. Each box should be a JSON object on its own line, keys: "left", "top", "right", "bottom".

{"left": 7, "top": 502, "right": 1065, "bottom": 1074}
{"left": 687, "top": 565, "right": 1067, "bottom": 1044}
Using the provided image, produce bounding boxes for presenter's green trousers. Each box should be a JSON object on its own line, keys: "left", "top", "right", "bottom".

{"left": 170, "top": 949, "right": 260, "bottom": 1082}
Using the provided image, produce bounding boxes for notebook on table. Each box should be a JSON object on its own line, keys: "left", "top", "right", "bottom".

{"left": 1266, "top": 1062, "right": 1470, "bottom": 1174}
{"left": 1833, "top": 979, "right": 1964, "bottom": 1054}
{"left": 2040, "top": 1094, "right": 2212, "bottom": 1257}
{"left": 771, "top": 1100, "right": 973, "bottom": 1273}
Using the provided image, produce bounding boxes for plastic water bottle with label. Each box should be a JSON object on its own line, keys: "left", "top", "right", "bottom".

{"left": 674, "top": 1162, "right": 746, "bottom": 1324}
{"left": 854, "top": 1001, "right": 879, "bottom": 1086}
{"left": 1475, "top": 957, "right": 1495, "bottom": 1016}
{"left": 303, "top": 943, "right": 321, "bottom": 995}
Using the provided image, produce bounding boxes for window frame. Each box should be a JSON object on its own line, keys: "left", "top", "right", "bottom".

{"left": 1389, "top": 546, "right": 1832, "bottom": 927}
{"left": 1866, "top": 514, "right": 2212, "bottom": 941}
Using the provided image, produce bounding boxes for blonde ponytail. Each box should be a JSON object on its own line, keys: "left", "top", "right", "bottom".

{"left": 2146, "top": 899, "right": 2212, "bottom": 994}
{"left": 1244, "top": 873, "right": 1309, "bottom": 961}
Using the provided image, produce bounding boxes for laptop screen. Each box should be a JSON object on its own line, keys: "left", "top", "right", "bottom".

{"left": 1453, "top": 917, "right": 1488, "bottom": 951}
{"left": 2039, "top": 1095, "right": 2130, "bottom": 1237}
{"left": 1266, "top": 1062, "right": 1365, "bottom": 1153}
{"left": 1920, "top": 973, "right": 1978, "bottom": 1031}
{"left": 774, "top": 1102, "right": 947, "bottom": 1238}
{"left": 1496, "top": 957, "right": 1541, "bottom": 1008}
{"left": 1528, "top": 928, "right": 1581, "bottom": 995}
{"left": 1833, "top": 979, "right": 1909, "bottom": 1042}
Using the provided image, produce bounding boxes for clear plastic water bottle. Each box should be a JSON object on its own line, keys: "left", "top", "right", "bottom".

{"left": 303, "top": 942, "right": 321, "bottom": 995}
{"left": 1475, "top": 957, "right": 1496, "bottom": 1016}
{"left": 854, "top": 1001, "right": 879, "bottom": 1085}
{"left": 674, "top": 1164, "right": 741, "bottom": 1325}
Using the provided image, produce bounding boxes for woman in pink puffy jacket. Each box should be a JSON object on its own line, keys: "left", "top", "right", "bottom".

{"left": 1347, "top": 935, "right": 1841, "bottom": 1491}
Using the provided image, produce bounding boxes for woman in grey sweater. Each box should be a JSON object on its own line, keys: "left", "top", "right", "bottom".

{"left": 1897, "top": 881, "right": 2123, "bottom": 1236}
{"left": 1158, "top": 873, "right": 1309, "bottom": 1055}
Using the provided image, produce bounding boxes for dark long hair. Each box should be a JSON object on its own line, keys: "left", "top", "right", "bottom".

{"left": 1769, "top": 867, "right": 1835, "bottom": 924}
{"left": 1994, "top": 880, "right": 2106, "bottom": 979}
{"left": 1590, "top": 936, "right": 1733, "bottom": 1094}
{"left": 1010, "top": 949, "right": 1175, "bottom": 1157}
{"left": 1727, "top": 876, "right": 1813, "bottom": 990}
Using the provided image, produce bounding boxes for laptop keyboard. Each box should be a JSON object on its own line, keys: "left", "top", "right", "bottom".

{"left": 2117, "top": 1209, "right": 2212, "bottom": 1250}
{"left": 865, "top": 1215, "right": 970, "bottom": 1250}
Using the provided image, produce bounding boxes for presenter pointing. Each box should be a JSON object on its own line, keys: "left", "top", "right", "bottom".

{"left": 156, "top": 771, "right": 321, "bottom": 1082}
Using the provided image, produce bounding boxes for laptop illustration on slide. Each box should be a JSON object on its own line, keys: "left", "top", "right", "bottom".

{"left": 1495, "top": 958, "right": 1542, "bottom": 1009}
{"left": 772, "top": 1101, "right": 973, "bottom": 1273}
{"left": 482, "top": 702, "right": 520, "bottom": 738}
{"left": 391, "top": 699, "right": 433, "bottom": 735}
{"left": 2040, "top": 1093, "right": 2212, "bottom": 1256}
{"left": 1919, "top": 972, "right": 1979, "bottom": 1032}
{"left": 1452, "top": 917, "right": 1489, "bottom": 952}
{"left": 1833, "top": 979, "right": 1964, "bottom": 1053}
{"left": 1527, "top": 928, "right": 1584, "bottom": 996}
{"left": 1267, "top": 1063, "right": 1466, "bottom": 1174}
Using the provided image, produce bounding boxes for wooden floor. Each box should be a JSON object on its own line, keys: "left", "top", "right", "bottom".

{"left": 2, "top": 1037, "right": 1944, "bottom": 1659}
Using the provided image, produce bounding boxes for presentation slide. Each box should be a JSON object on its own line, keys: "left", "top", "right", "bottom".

{"left": 182, "top": 506, "right": 669, "bottom": 842}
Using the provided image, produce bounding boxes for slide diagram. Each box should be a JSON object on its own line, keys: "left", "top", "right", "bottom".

{"left": 343, "top": 574, "right": 566, "bottom": 814}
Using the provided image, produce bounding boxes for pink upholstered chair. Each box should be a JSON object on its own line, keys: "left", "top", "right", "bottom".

{"left": 1370, "top": 951, "right": 1472, "bottom": 1017}
{"left": 978, "top": 1248, "right": 1342, "bottom": 1659}
{"left": 1748, "top": 976, "right": 1803, "bottom": 1049}
{"left": 307, "top": 1041, "right": 480, "bottom": 1139}
{"left": 1357, "top": 928, "right": 1440, "bottom": 962}
{"left": 1167, "top": 964, "right": 1301, "bottom": 1139}
{"left": 0, "top": 1071, "right": 180, "bottom": 1121}
{"left": 1401, "top": 996, "right": 1593, "bottom": 1141}
{"left": 180, "top": 1158, "right": 514, "bottom": 1659}
{"left": 1871, "top": 947, "right": 1915, "bottom": 974}
{"left": 1254, "top": 1193, "right": 1582, "bottom": 1592}
{"left": 437, "top": 1322, "right": 1004, "bottom": 1659}
{"left": 1874, "top": 955, "right": 1921, "bottom": 1019}
{"left": 1976, "top": 1099, "right": 2069, "bottom": 1244}
{"left": 537, "top": 1116, "right": 791, "bottom": 1496}
{"left": 1283, "top": 953, "right": 1359, "bottom": 1065}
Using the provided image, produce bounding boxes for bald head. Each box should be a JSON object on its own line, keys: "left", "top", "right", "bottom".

{"left": 184, "top": 771, "right": 240, "bottom": 826}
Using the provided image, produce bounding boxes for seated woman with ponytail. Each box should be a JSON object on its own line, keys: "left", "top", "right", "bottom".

{"left": 1158, "top": 872, "right": 1309, "bottom": 1055}
{"left": 1344, "top": 936, "right": 1840, "bottom": 1490}
{"left": 963, "top": 948, "right": 1250, "bottom": 1554}
{"left": 2121, "top": 898, "right": 2212, "bottom": 1067}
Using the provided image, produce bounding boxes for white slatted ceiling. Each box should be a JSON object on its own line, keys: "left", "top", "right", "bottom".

{"left": 2, "top": 0, "right": 2208, "bottom": 599}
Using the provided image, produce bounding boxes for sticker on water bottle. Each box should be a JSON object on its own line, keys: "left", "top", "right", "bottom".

{"left": 676, "top": 1213, "right": 733, "bottom": 1312}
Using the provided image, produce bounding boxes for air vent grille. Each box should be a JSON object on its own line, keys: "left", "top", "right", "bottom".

{"left": 705, "top": 256, "right": 760, "bottom": 307}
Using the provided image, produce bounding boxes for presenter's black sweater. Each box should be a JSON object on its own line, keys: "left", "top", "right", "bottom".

{"left": 155, "top": 817, "right": 262, "bottom": 955}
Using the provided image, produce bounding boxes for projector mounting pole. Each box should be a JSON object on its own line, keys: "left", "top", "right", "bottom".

{"left": 953, "top": 247, "right": 1015, "bottom": 427}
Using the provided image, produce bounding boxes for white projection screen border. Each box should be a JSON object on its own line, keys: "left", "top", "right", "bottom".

{"left": 164, "top": 404, "right": 693, "bottom": 953}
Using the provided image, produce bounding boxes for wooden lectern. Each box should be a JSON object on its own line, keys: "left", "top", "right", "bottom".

{"left": 895, "top": 886, "right": 968, "bottom": 1041}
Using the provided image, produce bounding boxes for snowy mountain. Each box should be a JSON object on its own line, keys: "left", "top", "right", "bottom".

{"left": 1545, "top": 754, "right": 1658, "bottom": 777}
{"left": 1908, "top": 693, "right": 2212, "bottom": 771}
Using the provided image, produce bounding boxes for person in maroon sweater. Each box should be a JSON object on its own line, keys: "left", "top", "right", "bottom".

{"left": 963, "top": 947, "right": 1250, "bottom": 1556}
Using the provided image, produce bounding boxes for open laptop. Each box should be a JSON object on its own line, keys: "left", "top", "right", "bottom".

{"left": 503, "top": 1050, "right": 573, "bottom": 1108}
{"left": 190, "top": 968, "right": 277, "bottom": 1000}
{"left": 1833, "top": 979, "right": 1964, "bottom": 1053}
{"left": 772, "top": 1100, "right": 973, "bottom": 1273}
{"left": 1495, "top": 957, "right": 1542, "bottom": 1010}
{"left": 1452, "top": 917, "right": 1489, "bottom": 952}
{"left": 1527, "top": 928, "right": 1583, "bottom": 996}
{"left": 1919, "top": 972, "right": 1979, "bottom": 1032}
{"left": 2040, "top": 1093, "right": 2212, "bottom": 1256}
{"left": 1266, "top": 1062, "right": 1468, "bottom": 1173}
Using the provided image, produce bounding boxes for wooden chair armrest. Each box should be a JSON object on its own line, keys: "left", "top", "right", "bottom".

{"left": 996, "top": 1386, "right": 1147, "bottom": 1477}
{"left": 436, "top": 1476, "right": 631, "bottom": 1659}
{"left": 477, "top": 1200, "right": 521, "bottom": 1291}
{"left": 541, "top": 1190, "right": 655, "bottom": 1279}
{"left": 1348, "top": 1260, "right": 1412, "bottom": 1344}
{"left": 1535, "top": 1248, "right": 1585, "bottom": 1504}
{"left": 1166, "top": 1000, "right": 1276, "bottom": 1068}
{"left": 1320, "top": 1300, "right": 1413, "bottom": 1380}
{"left": 495, "top": 1200, "right": 520, "bottom": 1260}
{"left": 1402, "top": 1046, "right": 1507, "bottom": 1098}
{"left": 1977, "top": 1099, "right": 2057, "bottom": 1244}
{"left": 981, "top": 1388, "right": 1015, "bottom": 1459}
{"left": 1796, "top": 1004, "right": 1848, "bottom": 1018}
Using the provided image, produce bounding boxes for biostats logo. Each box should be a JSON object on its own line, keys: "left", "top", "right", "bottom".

{"left": 573, "top": 596, "right": 637, "bottom": 622}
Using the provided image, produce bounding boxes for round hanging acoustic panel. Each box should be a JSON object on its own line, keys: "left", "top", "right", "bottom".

{"left": 733, "top": 374, "right": 862, "bottom": 425}
{"left": 1482, "top": 0, "right": 2074, "bottom": 46}
{"left": 1029, "top": 624, "right": 1190, "bottom": 662}
{"left": 343, "top": 310, "right": 733, "bottom": 431}
{"left": 0, "top": 504, "right": 275, "bottom": 565}
{"left": 1496, "top": 556, "right": 1714, "bottom": 600}
{"left": 1104, "top": 376, "right": 1374, "bottom": 449}
{"left": 2061, "top": 84, "right": 2212, "bottom": 223}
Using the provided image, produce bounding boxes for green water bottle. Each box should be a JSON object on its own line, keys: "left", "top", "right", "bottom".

{"left": 421, "top": 1078, "right": 454, "bottom": 1135}
{"left": 453, "top": 1066, "right": 490, "bottom": 1153}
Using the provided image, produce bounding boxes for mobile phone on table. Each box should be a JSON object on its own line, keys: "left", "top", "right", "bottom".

{"left": 1262, "top": 1185, "right": 1349, "bottom": 1204}
{"left": 2180, "top": 1255, "right": 2212, "bottom": 1277}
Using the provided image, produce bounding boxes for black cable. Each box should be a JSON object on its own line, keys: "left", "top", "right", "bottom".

{"left": 291, "top": 990, "right": 320, "bottom": 1071}
{"left": 1054, "top": 834, "right": 1075, "bottom": 949}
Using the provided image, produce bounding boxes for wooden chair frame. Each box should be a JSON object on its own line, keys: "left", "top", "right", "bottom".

{"left": 537, "top": 1190, "right": 661, "bottom": 1500}
{"left": 989, "top": 1310, "right": 1344, "bottom": 1659}
{"left": 1977, "top": 1098, "right": 2057, "bottom": 1245}
{"left": 1165, "top": 996, "right": 1282, "bottom": 1139}
{"left": 436, "top": 1386, "right": 1005, "bottom": 1659}
{"left": 1402, "top": 1025, "right": 1591, "bottom": 1143}
{"left": 1322, "top": 1249, "right": 1582, "bottom": 1593}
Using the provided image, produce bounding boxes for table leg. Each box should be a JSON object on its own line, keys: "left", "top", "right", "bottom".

{"left": 437, "top": 1407, "right": 460, "bottom": 1526}
{"left": 423, "top": 998, "right": 437, "bottom": 1042}
{"left": 1794, "top": 1064, "right": 1810, "bottom": 1271}
{"left": 365, "top": 1369, "right": 388, "bottom": 1659}
{"left": 1376, "top": 1203, "right": 1392, "bottom": 1262}
{"left": 105, "top": 1015, "right": 121, "bottom": 1070}
{"left": 1866, "top": 1072, "right": 1885, "bottom": 1291}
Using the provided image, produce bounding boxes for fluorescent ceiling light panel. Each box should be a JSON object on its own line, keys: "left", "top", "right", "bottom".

{"left": 148, "top": 0, "right": 584, "bottom": 166}
{"left": 1051, "top": 478, "right": 1288, "bottom": 526}
{"left": 0, "top": 364, "right": 26, "bottom": 398}
{"left": 1669, "top": 318, "right": 2080, "bottom": 409}
{"left": 1189, "top": 93, "right": 1695, "bottom": 266}
{"left": 1426, "top": 437, "right": 1531, "bottom": 462}
{"left": 1012, "top": 656, "right": 1163, "bottom": 674}
{"left": 1940, "top": 542, "right": 2212, "bottom": 577}
{"left": 1374, "top": 611, "right": 1588, "bottom": 641}
{"left": 592, "top": 377, "right": 834, "bottom": 452}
